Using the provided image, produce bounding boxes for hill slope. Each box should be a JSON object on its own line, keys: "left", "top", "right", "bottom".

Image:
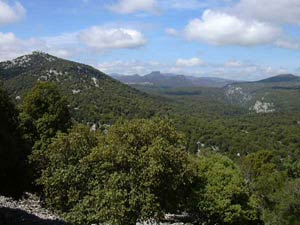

{"left": 0, "top": 52, "right": 166, "bottom": 123}
{"left": 257, "top": 74, "right": 300, "bottom": 83}
{"left": 131, "top": 73, "right": 300, "bottom": 115}
{"left": 224, "top": 74, "right": 300, "bottom": 113}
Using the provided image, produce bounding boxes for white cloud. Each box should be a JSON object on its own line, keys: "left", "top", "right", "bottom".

{"left": 0, "top": 32, "right": 78, "bottom": 61}
{"left": 207, "top": 65, "right": 289, "bottom": 81}
{"left": 97, "top": 60, "right": 165, "bottom": 75}
{"left": 165, "top": 1, "right": 300, "bottom": 50}
{"left": 78, "top": 26, "right": 147, "bottom": 51}
{"left": 165, "top": 28, "right": 179, "bottom": 36}
{"left": 0, "top": 1, "right": 25, "bottom": 26}
{"left": 107, "top": 0, "right": 157, "bottom": 14}
{"left": 275, "top": 38, "right": 300, "bottom": 50}
{"left": 176, "top": 57, "right": 205, "bottom": 67}
{"left": 0, "top": 32, "right": 40, "bottom": 61}
{"left": 184, "top": 10, "right": 281, "bottom": 46}
{"left": 161, "top": 0, "right": 208, "bottom": 10}
{"left": 233, "top": 0, "right": 300, "bottom": 25}
{"left": 0, "top": 25, "right": 147, "bottom": 61}
{"left": 224, "top": 60, "right": 244, "bottom": 68}
{"left": 211, "top": 60, "right": 290, "bottom": 80}
{"left": 224, "top": 60, "right": 255, "bottom": 68}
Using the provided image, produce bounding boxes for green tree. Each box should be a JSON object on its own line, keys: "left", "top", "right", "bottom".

{"left": 0, "top": 85, "right": 27, "bottom": 196}
{"left": 275, "top": 178, "right": 300, "bottom": 225}
{"left": 20, "top": 82, "right": 72, "bottom": 175}
{"left": 240, "top": 151, "right": 288, "bottom": 225}
{"left": 240, "top": 151, "right": 287, "bottom": 208}
{"left": 188, "top": 152, "right": 262, "bottom": 225}
{"left": 20, "top": 82, "right": 71, "bottom": 143}
{"left": 38, "top": 125, "right": 99, "bottom": 212}
{"left": 39, "top": 118, "right": 193, "bottom": 225}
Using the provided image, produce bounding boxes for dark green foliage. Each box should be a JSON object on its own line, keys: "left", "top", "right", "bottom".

{"left": 38, "top": 119, "right": 192, "bottom": 225}
{"left": 134, "top": 74, "right": 300, "bottom": 114}
{"left": 273, "top": 179, "right": 300, "bottom": 225}
{"left": 284, "top": 158, "right": 300, "bottom": 178}
{"left": 0, "top": 85, "right": 27, "bottom": 196}
{"left": 239, "top": 151, "right": 297, "bottom": 225}
{"left": 173, "top": 114, "right": 300, "bottom": 155}
{"left": 20, "top": 82, "right": 71, "bottom": 143}
{"left": 133, "top": 85, "right": 246, "bottom": 117}
{"left": 37, "top": 125, "right": 99, "bottom": 213}
{"left": 188, "top": 152, "right": 262, "bottom": 225}
{"left": 19, "top": 82, "right": 72, "bottom": 180}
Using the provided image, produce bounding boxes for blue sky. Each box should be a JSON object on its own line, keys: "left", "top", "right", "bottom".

{"left": 1, "top": 0, "right": 300, "bottom": 80}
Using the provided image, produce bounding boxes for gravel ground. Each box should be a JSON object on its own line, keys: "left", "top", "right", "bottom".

{"left": 0, "top": 193, "right": 190, "bottom": 225}
{"left": 0, "top": 193, "right": 68, "bottom": 225}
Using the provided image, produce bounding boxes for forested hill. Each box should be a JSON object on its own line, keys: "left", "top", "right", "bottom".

{"left": 224, "top": 74, "right": 300, "bottom": 113}
{"left": 257, "top": 74, "right": 300, "bottom": 83}
{"left": 0, "top": 52, "right": 167, "bottom": 123}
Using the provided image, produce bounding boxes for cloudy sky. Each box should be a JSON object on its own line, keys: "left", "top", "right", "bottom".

{"left": 1, "top": 0, "right": 300, "bottom": 80}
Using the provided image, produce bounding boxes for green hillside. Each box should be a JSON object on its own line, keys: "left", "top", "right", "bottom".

{"left": 0, "top": 52, "right": 167, "bottom": 123}
{"left": 132, "top": 74, "right": 300, "bottom": 114}
{"left": 225, "top": 74, "right": 300, "bottom": 113}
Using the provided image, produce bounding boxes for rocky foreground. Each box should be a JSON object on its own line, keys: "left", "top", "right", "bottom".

{"left": 0, "top": 193, "right": 68, "bottom": 225}
{"left": 0, "top": 193, "right": 188, "bottom": 225}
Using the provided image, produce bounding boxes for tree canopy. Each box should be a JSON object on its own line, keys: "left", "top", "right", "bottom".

{"left": 38, "top": 118, "right": 193, "bottom": 225}
{"left": 188, "top": 152, "right": 262, "bottom": 225}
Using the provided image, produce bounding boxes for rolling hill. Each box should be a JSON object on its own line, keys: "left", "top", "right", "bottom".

{"left": 112, "top": 71, "right": 236, "bottom": 88}
{"left": 0, "top": 52, "right": 167, "bottom": 123}
{"left": 130, "top": 73, "right": 300, "bottom": 114}
{"left": 2, "top": 52, "right": 299, "bottom": 121}
{"left": 224, "top": 74, "right": 300, "bottom": 113}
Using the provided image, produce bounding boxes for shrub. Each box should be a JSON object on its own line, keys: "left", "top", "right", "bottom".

{"left": 188, "top": 152, "right": 262, "bottom": 225}
{"left": 39, "top": 118, "right": 193, "bottom": 225}
{"left": 20, "top": 82, "right": 72, "bottom": 179}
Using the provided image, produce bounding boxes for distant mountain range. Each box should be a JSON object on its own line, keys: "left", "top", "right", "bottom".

{"left": 111, "top": 71, "right": 238, "bottom": 88}
{"left": 1, "top": 52, "right": 300, "bottom": 120}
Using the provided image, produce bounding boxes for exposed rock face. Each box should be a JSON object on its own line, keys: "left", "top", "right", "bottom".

{"left": 225, "top": 85, "right": 252, "bottom": 105}
{"left": 251, "top": 100, "right": 275, "bottom": 113}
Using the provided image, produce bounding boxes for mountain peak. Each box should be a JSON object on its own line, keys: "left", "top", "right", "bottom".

{"left": 31, "top": 51, "right": 48, "bottom": 56}
{"left": 0, "top": 53, "right": 162, "bottom": 122}
{"left": 0, "top": 51, "right": 58, "bottom": 69}
{"left": 147, "top": 71, "right": 161, "bottom": 76}
{"left": 258, "top": 74, "right": 300, "bottom": 83}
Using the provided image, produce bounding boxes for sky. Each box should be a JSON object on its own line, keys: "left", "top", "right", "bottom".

{"left": 1, "top": 0, "right": 300, "bottom": 80}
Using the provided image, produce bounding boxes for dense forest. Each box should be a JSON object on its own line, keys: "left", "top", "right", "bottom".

{"left": 1, "top": 52, "right": 300, "bottom": 225}
{"left": 1, "top": 79, "right": 300, "bottom": 225}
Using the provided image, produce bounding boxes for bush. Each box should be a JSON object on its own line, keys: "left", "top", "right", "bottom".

{"left": 20, "top": 82, "right": 71, "bottom": 145}
{"left": 20, "top": 82, "right": 72, "bottom": 180}
{"left": 39, "top": 118, "right": 193, "bottom": 225}
{"left": 188, "top": 152, "right": 262, "bottom": 225}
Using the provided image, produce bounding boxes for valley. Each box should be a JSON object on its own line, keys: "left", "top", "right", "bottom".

{"left": 2, "top": 1, "right": 300, "bottom": 224}
{"left": 1, "top": 53, "right": 300, "bottom": 225}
